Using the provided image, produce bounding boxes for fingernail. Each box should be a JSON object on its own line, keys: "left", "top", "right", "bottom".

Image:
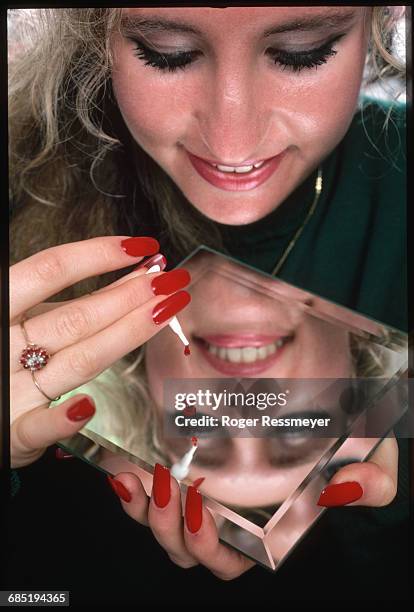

{"left": 185, "top": 485, "right": 202, "bottom": 533}
{"left": 66, "top": 397, "right": 95, "bottom": 422}
{"left": 107, "top": 475, "right": 132, "bottom": 503}
{"left": 192, "top": 477, "right": 205, "bottom": 488}
{"left": 151, "top": 269, "right": 191, "bottom": 296}
{"left": 152, "top": 291, "right": 191, "bottom": 325}
{"left": 317, "top": 481, "right": 363, "bottom": 507}
{"left": 55, "top": 448, "right": 73, "bottom": 459}
{"left": 152, "top": 463, "right": 171, "bottom": 508}
{"left": 121, "top": 236, "right": 159, "bottom": 257}
{"left": 135, "top": 253, "right": 167, "bottom": 272}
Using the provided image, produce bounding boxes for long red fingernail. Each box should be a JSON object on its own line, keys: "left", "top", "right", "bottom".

{"left": 55, "top": 448, "right": 73, "bottom": 459}
{"left": 66, "top": 397, "right": 95, "bottom": 422}
{"left": 121, "top": 236, "right": 159, "bottom": 257}
{"left": 107, "top": 475, "right": 132, "bottom": 503}
{"left": 192, "top": 477, "right": 205, "bottom": 488}
{"left": 153, "top": 463, "right": 171, "bottom": 508}
{"left": 317, "top": 481, "right": 363, "bottom": 507}
{"left": 185, "top": 486, "right": 202, "bottom": 533}
{"left": 135, "top": 253, "right": 167, "bottom": 272}
{"left": 151, "top": 269, "right": 191, "bottom": 296}
{"left": 152, "top": 291, "right": 191, "bottom": 325}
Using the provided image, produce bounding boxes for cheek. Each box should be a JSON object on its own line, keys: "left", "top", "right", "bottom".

{"left": 278, "top": 32, "right": 368, "bottom": 154}
{"left": 111, "top": 50, "right": 191, "bottom": 150}
{"left": 300, "top": 322, "right": 353, "bottom": 377}
{"left": 145, "top": 334, "right": 188, "bottom": 405}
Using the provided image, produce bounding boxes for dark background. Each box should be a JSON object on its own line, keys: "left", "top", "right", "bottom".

{"left": 2, "top": 442, "right": 411, "bottom": 604}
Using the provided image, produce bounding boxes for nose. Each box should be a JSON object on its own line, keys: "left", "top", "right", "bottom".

{"left": 194, "top": 60, "right": 271, "bottom": 164}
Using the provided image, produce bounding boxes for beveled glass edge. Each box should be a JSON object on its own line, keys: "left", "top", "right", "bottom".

{"left": 176, "top": 245, "right": 408, "bottom": 343}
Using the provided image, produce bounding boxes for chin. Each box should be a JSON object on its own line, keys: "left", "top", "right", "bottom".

{"left": 186, "top": 194, "right": 275, "bottom": 225}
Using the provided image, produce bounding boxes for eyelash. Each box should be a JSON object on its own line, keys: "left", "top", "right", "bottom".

{"left": 131, "top": 35, "right": 344, "bottom": 74}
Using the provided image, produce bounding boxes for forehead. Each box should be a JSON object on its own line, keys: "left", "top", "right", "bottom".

{"left": 121, "top": 6, "right": 363, "bottom": 36}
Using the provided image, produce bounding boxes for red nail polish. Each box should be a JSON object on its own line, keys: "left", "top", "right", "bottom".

{"left": 153, "top": 463, "right": 171, "bottom": 508}
{"left": 317, "top": 481, "right": 363, "bottom": 507}
{"left": 135, "top": 253, "right": 167, "bottom": 272}
{"left": 185, "top": 486, "right": 202, "bottom": 533}
{"left": 151, "top": 269, "right": 191, "bottom": 296}
{"left": 121, "top": 236, "right": 159, "bottom": 257}
{"left": 192, "top": 477, "right": 205, "bottom": 488}
{"left": 107, "top": 475, "right": 132, "bottom": 503}
{"left": 152, "top": 291, "right": 191, "bottom": 325}
{"left": 66, "top": 397, "right": 95, "bottom": 422}
{"left": 55, "top": 448, "right": 73, "bottom": 459}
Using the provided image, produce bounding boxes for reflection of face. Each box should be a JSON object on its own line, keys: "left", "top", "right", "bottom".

{"left": 145, "top": 257, "right": 354, "bottom": 507}
{"left": 111, "top": 7, "right": 370, "bottom": 224}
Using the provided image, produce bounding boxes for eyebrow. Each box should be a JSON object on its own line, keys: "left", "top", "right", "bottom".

{"left": 120, "top": 9, "right": 359, "bottom": 38}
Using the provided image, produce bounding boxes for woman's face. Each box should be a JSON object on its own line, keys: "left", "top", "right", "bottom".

{"left": 110, "top": 6, "right": 370, "bottom": 224}
{"left": 145, "top": 256, "right": 354, "bottom": 508}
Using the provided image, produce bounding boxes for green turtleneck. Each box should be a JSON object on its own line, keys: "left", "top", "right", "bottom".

{"left": 219, "top": 95, "right": 407, "bottom": 333}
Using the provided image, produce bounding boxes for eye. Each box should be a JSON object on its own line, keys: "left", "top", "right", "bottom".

{"left": 131, "top": 39, "right": 201, "bottom": 72}
{"left": 266, "top": 34, "right": 345, "bottom": 73}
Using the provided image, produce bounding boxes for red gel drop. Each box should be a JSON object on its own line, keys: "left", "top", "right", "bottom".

{"left": 191, "top": 436, "right": 198, "bottom": 446}
{"left": 184, "top": 345, "right": 191, "bottom": 356}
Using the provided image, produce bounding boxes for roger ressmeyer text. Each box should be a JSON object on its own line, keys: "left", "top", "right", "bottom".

{"left": 174, "top": 414, "right": 331, "bottom": 430}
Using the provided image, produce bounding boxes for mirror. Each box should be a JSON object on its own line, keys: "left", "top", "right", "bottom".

{"left": 51, "top": 247, "right": 409, "bottom": 571}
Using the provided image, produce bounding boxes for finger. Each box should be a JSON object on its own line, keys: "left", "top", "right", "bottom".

{"left": 11, "top": 394, "right": 95, "bottom": 468}
{"left": 107, "top": 472, "right": 149, "bottom": 526}
{"left": 183, "top": 487, "right": 256, "bottom": 580}
{"left": 12, "top": 290, "right": 191, "bottom": 410}
{"left": 148, "top": 464, "right": 198, "bottom": 568}
{"left": 11, "top": 267, "right": 190, "bottom": 373}
{"left": 16, "top": 253, "right": 167, "bottom": 317}
{"left": 10, "top": 235, "right": 159, "bottom": 322}
{"left": 91, "top": 253, "right": 167, "bottom": 295}
{"left": 318, "top": 437, "right": 398, "bottom": 507}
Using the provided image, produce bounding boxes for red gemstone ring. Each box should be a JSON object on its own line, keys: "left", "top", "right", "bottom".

{"left": 19, "top": 315, "right": 61, "bottom": 402}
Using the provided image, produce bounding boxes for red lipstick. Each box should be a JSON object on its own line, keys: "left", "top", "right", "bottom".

{"left": 186, "top": 150, "right": 286, "bottom": 192}
{"left": 194, "top": 334, "right": 293, "bottom": 376}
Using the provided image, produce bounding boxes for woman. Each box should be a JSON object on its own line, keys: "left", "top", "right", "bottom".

{"left": 8, "top": 6, "right": 408, "bottom": 595}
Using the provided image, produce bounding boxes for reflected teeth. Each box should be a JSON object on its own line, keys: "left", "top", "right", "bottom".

{"left": 206, "top": 340, "right": 286, "bottom": 363}
{"left": 211, "top": 160, "right": 265, "bottom": 173}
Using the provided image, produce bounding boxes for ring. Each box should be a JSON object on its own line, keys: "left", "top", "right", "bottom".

{"left": 19, "top": 315, "right": 61, "bottom": 402}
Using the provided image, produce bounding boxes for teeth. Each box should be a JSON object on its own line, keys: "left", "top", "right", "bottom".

{"left": 206, "top": 340, "right": 286, "bottom": 363}
{"left": 226, "top": 347, "right": 242, "bottom": 363}
{"left": 253, "top": 161, "right": 265, "bottom": 168}
{"left": 216, "top": 164, "right": 254, "bottom": 173}
{"left": 241, "top": 347, "right": 257, "bottom": 363}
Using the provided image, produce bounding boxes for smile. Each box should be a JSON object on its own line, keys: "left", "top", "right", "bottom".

{"left": 186, "top": 150, "right": 286, "bottom": 192}
{"left": 194, "top": 333, "right": 294, "bottom": 375}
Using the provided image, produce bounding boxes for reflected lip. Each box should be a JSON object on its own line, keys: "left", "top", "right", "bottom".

{"left": 186, "top": 150, "right": 286, "bottom": 192}
{"left": 194, "top": 334, "right": 294, "bottom": 376}
{"left": 201, "top": 334, "right": 289, "bottom": 348}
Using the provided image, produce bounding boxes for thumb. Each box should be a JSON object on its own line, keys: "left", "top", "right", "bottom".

{"left": 11, "top": 394, "right": 95, "bottom": 468}
{"left": 317, "top": 437, "right": 398, "bottom": 508}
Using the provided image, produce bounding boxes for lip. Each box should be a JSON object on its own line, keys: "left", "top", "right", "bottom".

{"left": 186, "top": 150, "right": 286, "bottom": 192}
{"left": 194, "top": 335, "right": 293, "bottom": 376}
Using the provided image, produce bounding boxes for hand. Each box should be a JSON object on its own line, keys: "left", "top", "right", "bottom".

{"left": 10, "top": 236, "right": 191, "bottom": 468}
{"left": 105, "top": 466, "right": 256, "bottom": 581}
{"left": 317, "top": 436, "right": 398, "bottom": 507}
{"left": 103, "top": 436, "right": 398, "bottom": 581}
